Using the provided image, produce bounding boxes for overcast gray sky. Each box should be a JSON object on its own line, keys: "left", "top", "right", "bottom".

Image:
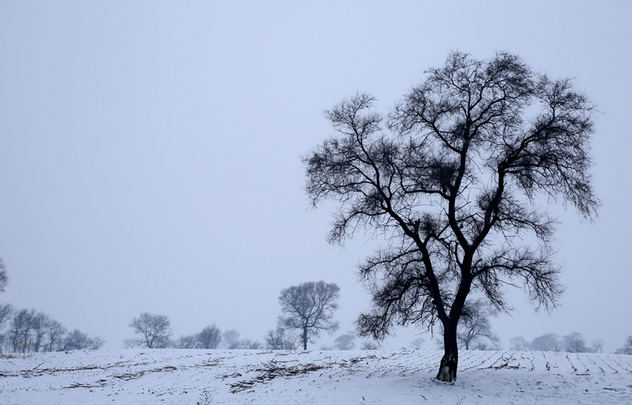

{"left": 0, "top": 1, "right": 630, "bottom": 350}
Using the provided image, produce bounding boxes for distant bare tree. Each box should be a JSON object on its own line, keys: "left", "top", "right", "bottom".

{"left": 531, "top": 333, "right": 561, "bottom": 351}
{"left": 264, "top": 326, "right": 297, "bottom": 350}
{"left": 562, "top": 332, "right": 589, "bottom": 353}
{"left": 90, "top": 336, "right": 105, "bottom": 350}
{"left": 197, "top": 325, "right": 221, "bottom": 349}
{"left": 44, "top": 319, "right": 66, "bottom": 352}
{"left": 0, "top": 304, "right": 12, "bottom": 331}
{"left": 222, "top": 329, "right": 240, "bottom": 349}
{"left": 29, "top": 312, "right": 49, "bottom": 352}
{"left": 457, "top": 300, "right": 499, "bottom": 350}
{"left": 615, "top": 336, "right": 632, "bottom": 355}
{"left": 0, "top": 259, "right": 7, "bottom": 292}
{"left": 0, "top": 304, "right": 13, "bottom": 354}
{"left": 129, "top": 313, "right": 171, "bottom": 348}
{"left": 305, "top": 51, "right": 597, "bottom": 381}
{"left": 231, "top": 339, "right": 262, "bottom": 350}
{"left": 361, "top": 340, "right": 380, "bottom": 350}
{"left": 10, "top": 309, "right": 36, "bottom": 353}
{"left": 279, "top": 281, "right": 340, "bottom": 350}
{"left": 0, "top": 304, "right": 13, "bottom": 328}
{"left": 334, "top": 333, "right": 356, "bottom": 350}
{"left": 510, "top": 336, "right": 530, "bottom": 351}
{"left": 410, "top": 337, "right": 425, "bottom": 350}
{"left": 63, "top": 329, "right": 103, "bottom": 351}
{"left": 175, "top": 334, "right": 198, "bottom": 349}
{"left": 0, "top": 260, "right": 11, "bottom": 354}
{"left": 589, "top": 340, "right": 603, "bottom": 353}
{"left": 218, "top": 329, "right": 261, "bottom": 350}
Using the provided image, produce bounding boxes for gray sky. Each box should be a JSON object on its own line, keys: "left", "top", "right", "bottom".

{"left": 0, "top": 1, "right": 630, "bottom": 351}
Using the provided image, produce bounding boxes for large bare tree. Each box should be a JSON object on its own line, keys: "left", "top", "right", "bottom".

{"left": 279, "top": 281, "right": 340, "bottom": 350}
{"left": 305, "top": 51, "right": 596, "bottom": 381}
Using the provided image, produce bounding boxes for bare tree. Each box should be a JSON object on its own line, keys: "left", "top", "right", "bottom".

{"left": 264, "top": 326, "right": 297, "bottom": 350}
{"left": 29, "top": 312, "right": 49, "bottom": 352}
{"left": 334, "top": 333, "right": 356, "bottom": 350}
{"left": 531, "top": 333, "right": 562, "bottom": 351}
{"left": 175, "top": 334, "right": 198, "bottom": 349}
{"left": 279, "top": 281, "right": 340, "bottom": 350}
{"left": 197, "top": 325, "right": 221, "bottom": 349}
{"left": 615, "top": 336, "right": 632, "bottom": 355}
{"left": 222, "top": 329, "right": 240, "bottom": 349}
{"left": 457, "top": 299, "right": 499, "bottom": 350}
{"left": 217, "top": 329, "right": 261, "bottom": 349}
{"left": 129, "top": 313, "right": 171, "bottom": 348}
{"left": 0, "top": 259, "right": 7, "bottom": 292}
{"left": 509, "top": 336, "right": 530, "bottom": 351}
{"left": 361, "top": 339, "right": 380, "bottom": 350}
{"left": 63, "top": 329, "right": 103, "bottom": 351}
{"left": 0, "top": 304, "right": 13, "bottom": 328}
{"left": 44, "top": 319, "right": 66, "bottom": 352}
{"left": 562, "top": 332, "right": 589, "bottom": 353}
{"left": 230, "top": 339, "right": 263, "bottom": 350}
{"left": 10, "top": 309, "right": 36, "bottom": 353}
{"left": 305, "top": 51, "right": 596, "bottom": 381}
{"left": 0, "top": 304, "right": 14, "bottom": 354}
{"left": 589, "top": 340, "right": 603, "bottom": 353}
{"left": 410, "top": 337, "right": 425, "bottom": 350}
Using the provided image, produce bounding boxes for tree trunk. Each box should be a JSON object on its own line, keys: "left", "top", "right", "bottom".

{"left": 436, "top": 321, "right": 458, "bottom": 382}
{"left": 302, "top": 326, "right": 308, "bottom": 350}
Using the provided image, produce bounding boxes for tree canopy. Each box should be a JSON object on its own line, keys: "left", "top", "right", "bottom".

{"left": 305, "top": 51, "right": 596, "bottom": 381}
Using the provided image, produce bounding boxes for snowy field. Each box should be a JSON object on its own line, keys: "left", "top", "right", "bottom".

{"left": 1, "top": 349, "right": 631, "bottom": 404}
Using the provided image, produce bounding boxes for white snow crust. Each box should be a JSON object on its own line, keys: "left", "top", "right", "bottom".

{"left": 1, "top": 349, "right": 631, "bottom": 404}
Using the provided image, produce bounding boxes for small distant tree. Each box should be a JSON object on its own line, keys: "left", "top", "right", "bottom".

{"left": 197, "top": 325, "right": 221, "bottom": 349}
{"left": 175, "top": 334, "right": 198, "bottom": 349}
{"left": 410, "top": 337, "right": 425, "bottom": 350}
{"left": 0, "top": 259, "right": 7, "bottom": 292}
{"left": 222, "top": 329, "right": 240, "bottom": 349}
{"left": 219, "top": 329, "right": 261, "bottom": 349}
{"left": 334, "top": 333, "right": 356, "bottom": 350}
{"left": 530, "top": 333, "right": 561, "bottom": 351}
{"left": 29, "top": 312, "right": 49, "bottom": 352}
{"left": 10, "top": 309, "right": 36, "bottom": 353}
{"left": 615, "top": 336, "right": 632, "bottom": 355}
{"left": 129, "top": 313, "right": 171, "bottom": 348}
{"left": 91, "top": 336, "right": 105, "bottom": 350}
{"left": 457, "top": 299, "right": 499, "bottom": 350}
{"left": 63, "top": 329, "right": 104, "bottom": 351}
{"left": 63, "top": 330, "right": 91, "bottom": 351}
{"left": 231, "top": 339, "right": 262, "bottom": 350}
{"left": 361, "top": 340, "right": 380, "bottom": 350}
{"left": 510, "top": 336, "right": 530, "bottom": 351}
{"left": 279, "top": 281, "right": 340, "bottom": 350}
{"left": 562, "top": 332, "right": 589, "bottom": 353}
{"left": 589, "top": 340, "right": 603, "bottom": 353}
{"left": 0, "top": 304, "right": 13, "bottom": 353}
{"left": 0, "top": 304, "right": 13, "bottom": 328}
{"left": 44, "top": 319, "right": 66, "bottom": 352}
{"left": 264, "top": 326, "right": 297, "bottom": 350}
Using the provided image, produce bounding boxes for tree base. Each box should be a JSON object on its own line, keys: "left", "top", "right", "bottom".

{"left": 436, "top": 352, "right": 457, "bottom": 382}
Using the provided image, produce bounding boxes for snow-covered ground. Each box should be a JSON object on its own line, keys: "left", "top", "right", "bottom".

{"left": 1, "top": 349, "right": 631, "bottom": 404}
